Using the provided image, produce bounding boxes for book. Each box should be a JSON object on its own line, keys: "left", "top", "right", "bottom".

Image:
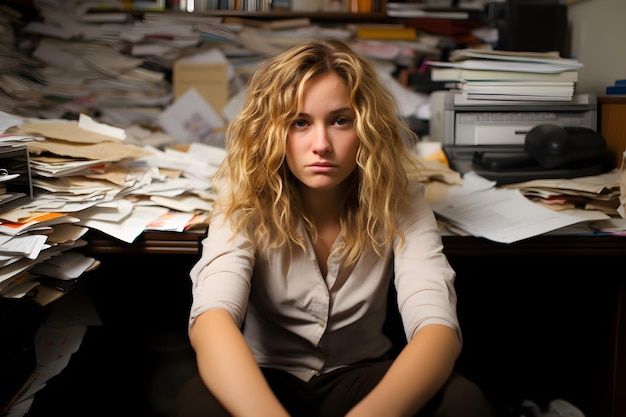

{"left": 195, "top": 22, "right": 240, "bottom": 42}
{"left": 427, "top": 59, "right": 580, "bottom": 73}
{"left": 386, "top": 8, "right": 470, "bottom": 19}
{"left": 430, "top": 67, "right": 579, "bottom": 82}
{"left": 385, "top": 2, "right": 479, "bottom": 19}
{"left": 350, "top": 0, "right": 373, "bottom": 13}
{"left": 460, "top": 93, "right": 574, "bottom": 102}
{"left": 453, "top": 78, "right": 576, "bottom": 101}
{"left": 449, "top": 49, "right": 583, "bottom": 69}
{"left": 222, "top": 16, "right": 311, "bottom": 30}
{"left": 402, "top": 17, "right": 485, "bottom": 36}
{"left": 80, "top": 12, "right": 132, "bottom": 23}
{"left": 455, "top": 80, "right": 575, "bottom": 95}
{"left": 606, "top": 85, "right": 626, "bottom": 94}
{"left": 605, "top": 79, "right": 626, "bottom": 94}
{"left": 355, "top": 26, "right": 417, "bottom": 40}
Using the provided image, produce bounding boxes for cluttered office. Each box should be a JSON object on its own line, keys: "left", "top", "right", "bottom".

{"left": 1, "top": 0, "right": 625, "bottom": 416}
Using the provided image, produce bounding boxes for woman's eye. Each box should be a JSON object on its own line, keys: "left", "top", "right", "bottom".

{"left": 334, "top": 117, "right": 350, "bottom": 126}
{"left": 293, "top": 119, "right": 308, "bottom": 128}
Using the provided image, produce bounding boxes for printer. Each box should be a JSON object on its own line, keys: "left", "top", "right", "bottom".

{"left": 429, "top": 92, "right": 599, "bottom": 184}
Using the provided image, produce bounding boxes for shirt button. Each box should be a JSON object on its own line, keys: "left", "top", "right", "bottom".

{"left": 317, "top": 319, "right": 325, "bottom": 327}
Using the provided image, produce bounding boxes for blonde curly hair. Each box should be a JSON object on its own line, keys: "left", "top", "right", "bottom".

{"left": 211, "top": 38, "right": 420, "bottom": 266}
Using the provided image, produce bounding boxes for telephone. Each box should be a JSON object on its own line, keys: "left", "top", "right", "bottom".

{"left": 473, "top": 124, "right": 607, "bottom": 171}
{"left": 470, "top": 124, "right": 608, "bottom": 184}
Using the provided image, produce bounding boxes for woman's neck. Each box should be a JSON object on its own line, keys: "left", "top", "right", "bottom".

{"left": 300, "top": 185, "right": 345, "bottom": 225}
{"left": 300, "top": 186, "right": 346, "bottom": 278}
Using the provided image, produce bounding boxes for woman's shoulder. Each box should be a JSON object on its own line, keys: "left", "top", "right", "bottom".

{"left": 406, "top": 180, "right": 426, "bottom": 196}
{"left": 395, "top": 181, "right": 433, "bottom": 223}
{"left": 402, "top": 181, "right": 427, "bottom": 206}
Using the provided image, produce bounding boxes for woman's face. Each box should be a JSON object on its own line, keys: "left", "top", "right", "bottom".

{"left": 285, "top": 72, "right": 359, "bottom": 193}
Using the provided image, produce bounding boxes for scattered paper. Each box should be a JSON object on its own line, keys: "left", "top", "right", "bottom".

{"left": 78, "top": 113, "right": 126, "bottom": 141}
{"left": 159, "top": 88, "right": 225, "bottom": 146}
{"left": 431, "top": 187, "right": 610, "bottom": 244}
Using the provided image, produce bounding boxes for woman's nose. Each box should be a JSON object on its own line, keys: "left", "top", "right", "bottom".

{"left": 312, "top": 127, "right": 331, "bottom": 154}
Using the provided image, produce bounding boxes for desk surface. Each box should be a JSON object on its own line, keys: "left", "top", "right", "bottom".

{"left": 81, "top": 229, "right": 626, "bottom": 257}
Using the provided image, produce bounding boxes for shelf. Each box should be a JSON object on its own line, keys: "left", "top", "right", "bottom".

{"left": 192, "top": 10, "right": 388, "bottom": 20}
{"left": 79, "top": 229, "right": 626, "bottom": 257}
{"left": 88, "top": 8, "right": 389, "bottom": 20}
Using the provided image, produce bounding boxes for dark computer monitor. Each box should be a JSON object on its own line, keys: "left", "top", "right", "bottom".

{"left": 497, "top": 0, "right": 569, "bottom": 57}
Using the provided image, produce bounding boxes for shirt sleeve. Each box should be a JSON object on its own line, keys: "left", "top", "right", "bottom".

{"left": 188, "top": 213, "right": 255, "bottom": 331}
{"left": 393, "top": 182, "right": 461, "bottom": 343}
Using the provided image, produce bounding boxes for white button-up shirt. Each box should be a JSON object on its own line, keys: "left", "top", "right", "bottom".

{"left": 189, "top": 182, "right": 460, "bottom": 382}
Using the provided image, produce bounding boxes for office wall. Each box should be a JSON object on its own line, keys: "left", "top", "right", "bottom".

{"left": 569, "top": 0, "right": 626, "bottom": 96}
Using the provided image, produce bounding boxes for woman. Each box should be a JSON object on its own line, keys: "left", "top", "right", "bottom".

{"left": 172, "top": 39, "right": 494, "bottom": 417}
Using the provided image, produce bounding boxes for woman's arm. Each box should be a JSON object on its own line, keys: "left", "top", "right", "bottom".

{"left": 345, "top": 324, "right": 461, "bottom": 417}
{"left": 189, "top": 309, "right": 291, "bottom": 417}
{"left": 345, "top": 184, "right": 463, "bottom": 417}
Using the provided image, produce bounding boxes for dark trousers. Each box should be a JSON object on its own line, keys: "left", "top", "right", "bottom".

{"left": 171, "top": 360, "right": 495, "bottom": 417}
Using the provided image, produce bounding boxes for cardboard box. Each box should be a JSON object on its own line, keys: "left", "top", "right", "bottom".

{"left": 172, "top": 60, "right": 228, "bottom": 114}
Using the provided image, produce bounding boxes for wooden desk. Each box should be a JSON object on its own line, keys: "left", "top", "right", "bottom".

{"left": 80, "top": 230, "right": 625, "bottom": 417}
{"left": 440, "top": 234, "right": 625, "bottom": 417}
{"left": 81, "top": 229, "right": 626, "bottom": 257}
{"left": 82, "top": 229, "right": 206, "bottom": 255}
{"left": 598, "top": 95, "right": 626, "bottom": 170}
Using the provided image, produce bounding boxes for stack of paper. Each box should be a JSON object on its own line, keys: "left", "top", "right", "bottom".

{"left": 385, "top": 2, "right": 479, "bottom": 19}
{"left": 1, "top": 111, "right": 221, "bottom": 245}
{"left": 430, "top": 172, "right": 614, "bottom": 244}
{"left": 0, "top": 211, "right": 91, "bottom": 299}
{"left": 0, "top": 109, "right": 226, "bottom": 300}
{"left": 428, "top": 49, "right": 583, "bottom": 101}
{"left": 502, "top": 169, "right": 622, "bottom": 216}
{"left": 451, "top": 80, "right": 575, "bottom": 101}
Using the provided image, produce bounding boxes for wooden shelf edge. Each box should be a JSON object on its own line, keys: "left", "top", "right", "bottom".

{"left": 442, "top": 234, "right": 626, "bottom": 257}
{"left": 81, "top": 230, "right": 204, "bottom": 256}
{"left": 87, "top": 8, "right": 389, "bottom": 20}
{"left": 80, "top": 229, "right": 626, "bottom": 257}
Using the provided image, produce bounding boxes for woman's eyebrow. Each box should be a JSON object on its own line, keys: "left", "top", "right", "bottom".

{"left": 330, "top": 107, "right": 354, "bottom": 115}
{"left": 296, "top": 107, "right": 354, "bottom": 118}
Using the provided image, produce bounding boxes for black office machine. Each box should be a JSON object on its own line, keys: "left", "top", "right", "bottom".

{"left": 430, "top": 92, "right": 605, "bottom": 184}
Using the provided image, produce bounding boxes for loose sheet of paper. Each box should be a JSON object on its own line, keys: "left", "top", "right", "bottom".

{"left": 431, "top": 187, "right": 610, "bottom": 244}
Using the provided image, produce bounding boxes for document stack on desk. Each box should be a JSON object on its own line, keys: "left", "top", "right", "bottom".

{"left": 0, "top": 111, "right": 220, "bottom": 243}
{"left": 430, "top": 170, "right": 622, "bottom": 244}
{"left": 0, "top": 209, "right": 99, "bottom": 303}
{"left": 502, "top": 169, "right": 622, "bottom": 217}
{"left": 0, "top": 110, "right": 224, "bottom": 304}
{"left": 428, "top": 49, "right": 582, "bottom": 101}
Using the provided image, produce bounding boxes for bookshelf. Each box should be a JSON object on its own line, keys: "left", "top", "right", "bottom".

{"left": 117, "top": 8, "right": 392, "bottom": 20}
{"left": 88, "top": 0, "right": 390, "bottom": 19}
{"left": 2, "top": 0, "right": 391, "bottom": 23}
